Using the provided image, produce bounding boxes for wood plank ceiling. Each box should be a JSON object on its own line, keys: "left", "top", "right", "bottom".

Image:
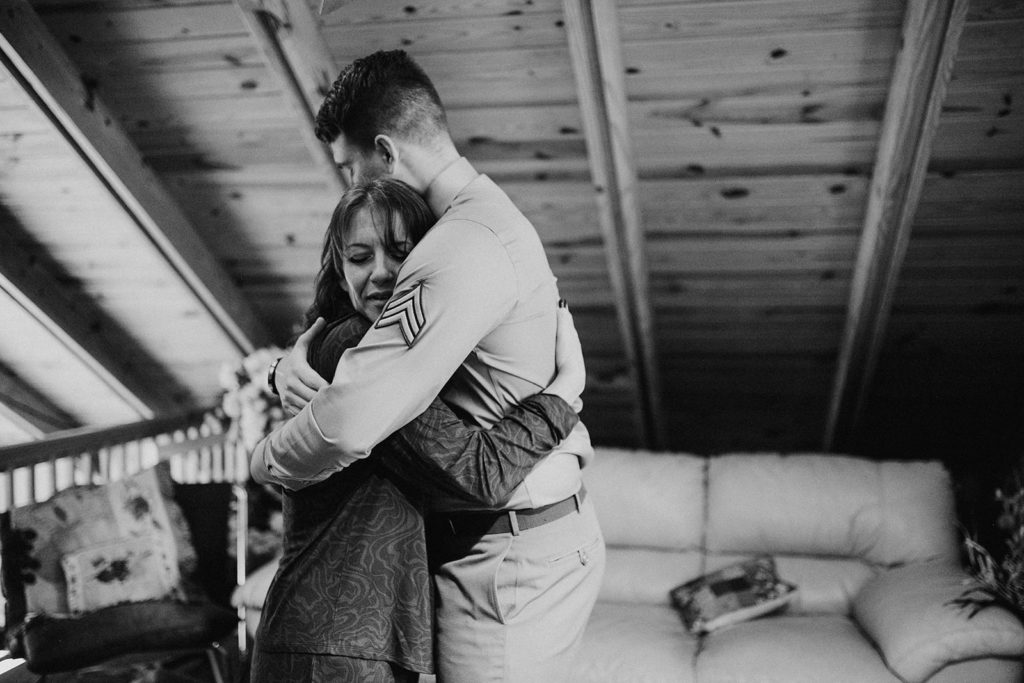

{"left": 0, "top": 0, "right": 1021, "bottom": 480}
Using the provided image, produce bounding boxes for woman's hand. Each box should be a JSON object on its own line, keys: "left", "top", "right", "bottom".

{"left": 274, "top": 318, "right": 329, "bottom": 415}
{"left": 545, "top": 302, "right": 586, "bottom": 412}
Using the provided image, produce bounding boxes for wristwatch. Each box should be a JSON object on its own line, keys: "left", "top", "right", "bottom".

{"left": 268, "top": 356, "right": 283, "bottom": 396}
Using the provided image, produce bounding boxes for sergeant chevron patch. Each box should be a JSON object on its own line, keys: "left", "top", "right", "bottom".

{"left": 375, "top": 283, "right": 426, "bottom": 346}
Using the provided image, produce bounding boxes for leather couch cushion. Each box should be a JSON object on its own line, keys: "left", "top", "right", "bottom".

{"left": 696, "top": 615, "right": 900, "bottom": 683}
{"left": 569, "top": 602, "right": 697, "bottom": 683}
{"left": 927, "top": 656, "right": 1024, "bottom": 683}
{"left": 585, "top": 449, "right": 705, "bottom": 550}
{"left": 705, "top": 454, "right": 957, "bottom": 565}
{"left": 707, "top": 553, "right": 875, "bottom": 614}
{"left": 772, "top": 556, "right": 874, "bottom": 614}
{"left": 600, "top": 548, "right": 703, "bottom": 606}
{"left": 854, "top": 561, "right": 1024, "bottom": 682}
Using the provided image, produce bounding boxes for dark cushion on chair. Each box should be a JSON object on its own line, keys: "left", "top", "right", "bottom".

{"left": 18, "top": 599, "right": 237, "bottom": 674}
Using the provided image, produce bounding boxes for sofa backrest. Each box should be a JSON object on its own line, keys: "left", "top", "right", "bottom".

{"left": 583, "top": 449, "right": 961, "bottom": 614}
{"left": 704, "top": 453, "right": 958, "bottom": 565}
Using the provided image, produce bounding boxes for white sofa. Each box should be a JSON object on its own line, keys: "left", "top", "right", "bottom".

{"left": 573, "top": 449, "right": 1024, "bottom": 683}
{"left": 236, "top": 449, "right": 1024, "bottom": 682}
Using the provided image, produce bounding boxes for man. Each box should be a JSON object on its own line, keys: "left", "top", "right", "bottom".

{"left": 252, "top": 50, "right": 604, "bottom": 682}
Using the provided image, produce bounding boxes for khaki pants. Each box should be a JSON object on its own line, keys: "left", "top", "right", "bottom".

{"left": 429, "top": 497, "right": 605, "bottom": 682}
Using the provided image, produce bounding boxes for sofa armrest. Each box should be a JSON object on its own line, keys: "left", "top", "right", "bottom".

{"left": 853, "top": 561, "right": 1024, "bottom": 683}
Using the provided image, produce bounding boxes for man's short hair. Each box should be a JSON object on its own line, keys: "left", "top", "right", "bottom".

{"left": 315, "top": 50, "right": 449, "bottom": 150}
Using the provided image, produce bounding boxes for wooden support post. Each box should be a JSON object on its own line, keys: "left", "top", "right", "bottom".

{"left": 824, "top": 0, "right": 969, "bottom": 451}
{"left": 563, "top": 0, "right": 664, "bottom": 449}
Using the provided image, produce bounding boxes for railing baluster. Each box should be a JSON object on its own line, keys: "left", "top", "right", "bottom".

{"left": 56, "top": 456, "right": 73, "bottom": 492}
{"left": 0, "top": 410, "right": 235, "bottom": 507}
{"left": 113, "top": 443, "right": 126, "bottom": 482}
{"left": 141, "top": 436, "right": 158, "bottom": 470}
{"left": 12, "top": 469, "right": 31, "bottom": 507}
{"left": 1, "top": 471, "right": 12, "bottom": 513}
{"left": 34, "top": 462, "right": 51, "bottom": 502}
{"left": 49, "top": 459, "right": 59, "bottom": 496}
{"left": 98, "top": 447, "right": 110, "bottom": 485}
{"left": 125, "top": 439, "right": 140, "bottom": 475}
{"left": 26, "top": 466, "right": 37, "bottom": 505}
{"left": 77, "top": 452, "right": 90, "bottom": 486}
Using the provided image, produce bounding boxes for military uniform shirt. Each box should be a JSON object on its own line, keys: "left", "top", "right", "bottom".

{"left": 252, "top": 157, "right": 592, "bottom": 508}
{"left": 254, "top": 313, "right": 579, "bottom": 674}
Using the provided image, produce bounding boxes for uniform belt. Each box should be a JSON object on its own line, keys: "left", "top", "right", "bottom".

{"left": 435, "top": 486, "right": 586, "bottom": 537}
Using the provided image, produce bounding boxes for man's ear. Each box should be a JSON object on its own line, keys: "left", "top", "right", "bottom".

{"left": 374, "top": 135, "right": 399, "bottom": 172}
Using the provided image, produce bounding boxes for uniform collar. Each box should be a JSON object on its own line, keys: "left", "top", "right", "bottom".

{"left": 424, "top": 156, "right": 479, "bottom": 218}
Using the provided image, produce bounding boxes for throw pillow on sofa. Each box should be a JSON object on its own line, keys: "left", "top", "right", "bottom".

{"left": 8, "top": 462, "right": 197, "bottom": 615}
{"left": 670, "top": 555, "right": 797, "bottom": 633}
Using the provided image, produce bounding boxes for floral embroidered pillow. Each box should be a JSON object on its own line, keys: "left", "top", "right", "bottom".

{"left": 9, "top": 462, "right": 195, "bottom": 615}
{"left": 61, "top": 535, "right": 180, "bottom": 614}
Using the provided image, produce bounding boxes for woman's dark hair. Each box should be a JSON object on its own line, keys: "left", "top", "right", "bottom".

{"left": 304, "top": 177, "right": 433, "bottom": 327}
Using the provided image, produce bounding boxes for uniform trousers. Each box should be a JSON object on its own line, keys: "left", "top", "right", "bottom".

{"left": 429, "top": 496, "right": 605, "bottom": 682}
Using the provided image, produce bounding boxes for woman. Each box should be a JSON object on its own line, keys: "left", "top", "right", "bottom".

{"left": 250, "top": 178, "right": 585, "bottom": 682}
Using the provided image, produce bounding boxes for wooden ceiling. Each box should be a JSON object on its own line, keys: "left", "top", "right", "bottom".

{"left": 0, "top": 0, "right": 1021, "bottom": 470}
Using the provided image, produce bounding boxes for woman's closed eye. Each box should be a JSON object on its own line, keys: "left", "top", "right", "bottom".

{"left": 343, "top": 248, "right": 371, "bottom": 264}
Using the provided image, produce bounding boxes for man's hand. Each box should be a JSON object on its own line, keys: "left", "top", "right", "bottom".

{"left": 545, "top": 302, "right": 586, "bottom": 412}
{"left": 275, "top": 317, "right": 329, "bottom": 415}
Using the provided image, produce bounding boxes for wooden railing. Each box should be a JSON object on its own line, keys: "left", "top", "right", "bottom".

{"left": 0, "top": 410, "right": 245, "bottom": 511}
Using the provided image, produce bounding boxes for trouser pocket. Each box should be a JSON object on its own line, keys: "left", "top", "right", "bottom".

{"left": 545, "top": 534, "right": 603, "bottom": 567}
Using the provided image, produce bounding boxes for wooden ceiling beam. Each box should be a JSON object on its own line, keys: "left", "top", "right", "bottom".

{"left": 563, "top": 0, "right": 665, "bottom": 449}
{"left": 0, "top": 0, "right": 270, "bottom": 355}
{"left": 0, "top": 224, "right": 186, "bottom": 418}
{"left": 824, "top": 0, "right": 969, "bottom": 451}
{"left": 0, "top": 363, "right": 77, "bottom": 438}
{"left": 317, "top": 0, "right": 355, "bottom": 16}
{"left": 235, "top": 0, "right": 347, "bottom": 196}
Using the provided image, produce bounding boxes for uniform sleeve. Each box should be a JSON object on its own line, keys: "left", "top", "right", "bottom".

{"left": 250, "top": 315, "right": 368, "bottom": 488}
{"left": 378, "top": 394, "right": 578, "bottom": 507}
{"left": 253, "top": 221, "right": 517, "bottom": 490}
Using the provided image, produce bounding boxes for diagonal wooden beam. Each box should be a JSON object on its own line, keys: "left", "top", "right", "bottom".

{"left": 235, "top": 0, "right": 347, "bottom": 196}
{"left": 317, "top": 0, "right": 355, "bottom": 16}
{"left": 0, "top": 221, "right": 186, "bottom": 418}
{"left": 0, "top": 363, "right": 78, "bottom": 438}
{"left": 824, "top": 0, "right": 969, "bottom": 451}
{"left": 562, "top": 0, "right": 664, "bottom": 449}
{"left": 0, "top": 0, "right": 270, "bottom": 354}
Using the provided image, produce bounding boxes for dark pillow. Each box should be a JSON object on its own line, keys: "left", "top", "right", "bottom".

{"left": 669, "top": 555, "right": 797, "bottom": 633}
